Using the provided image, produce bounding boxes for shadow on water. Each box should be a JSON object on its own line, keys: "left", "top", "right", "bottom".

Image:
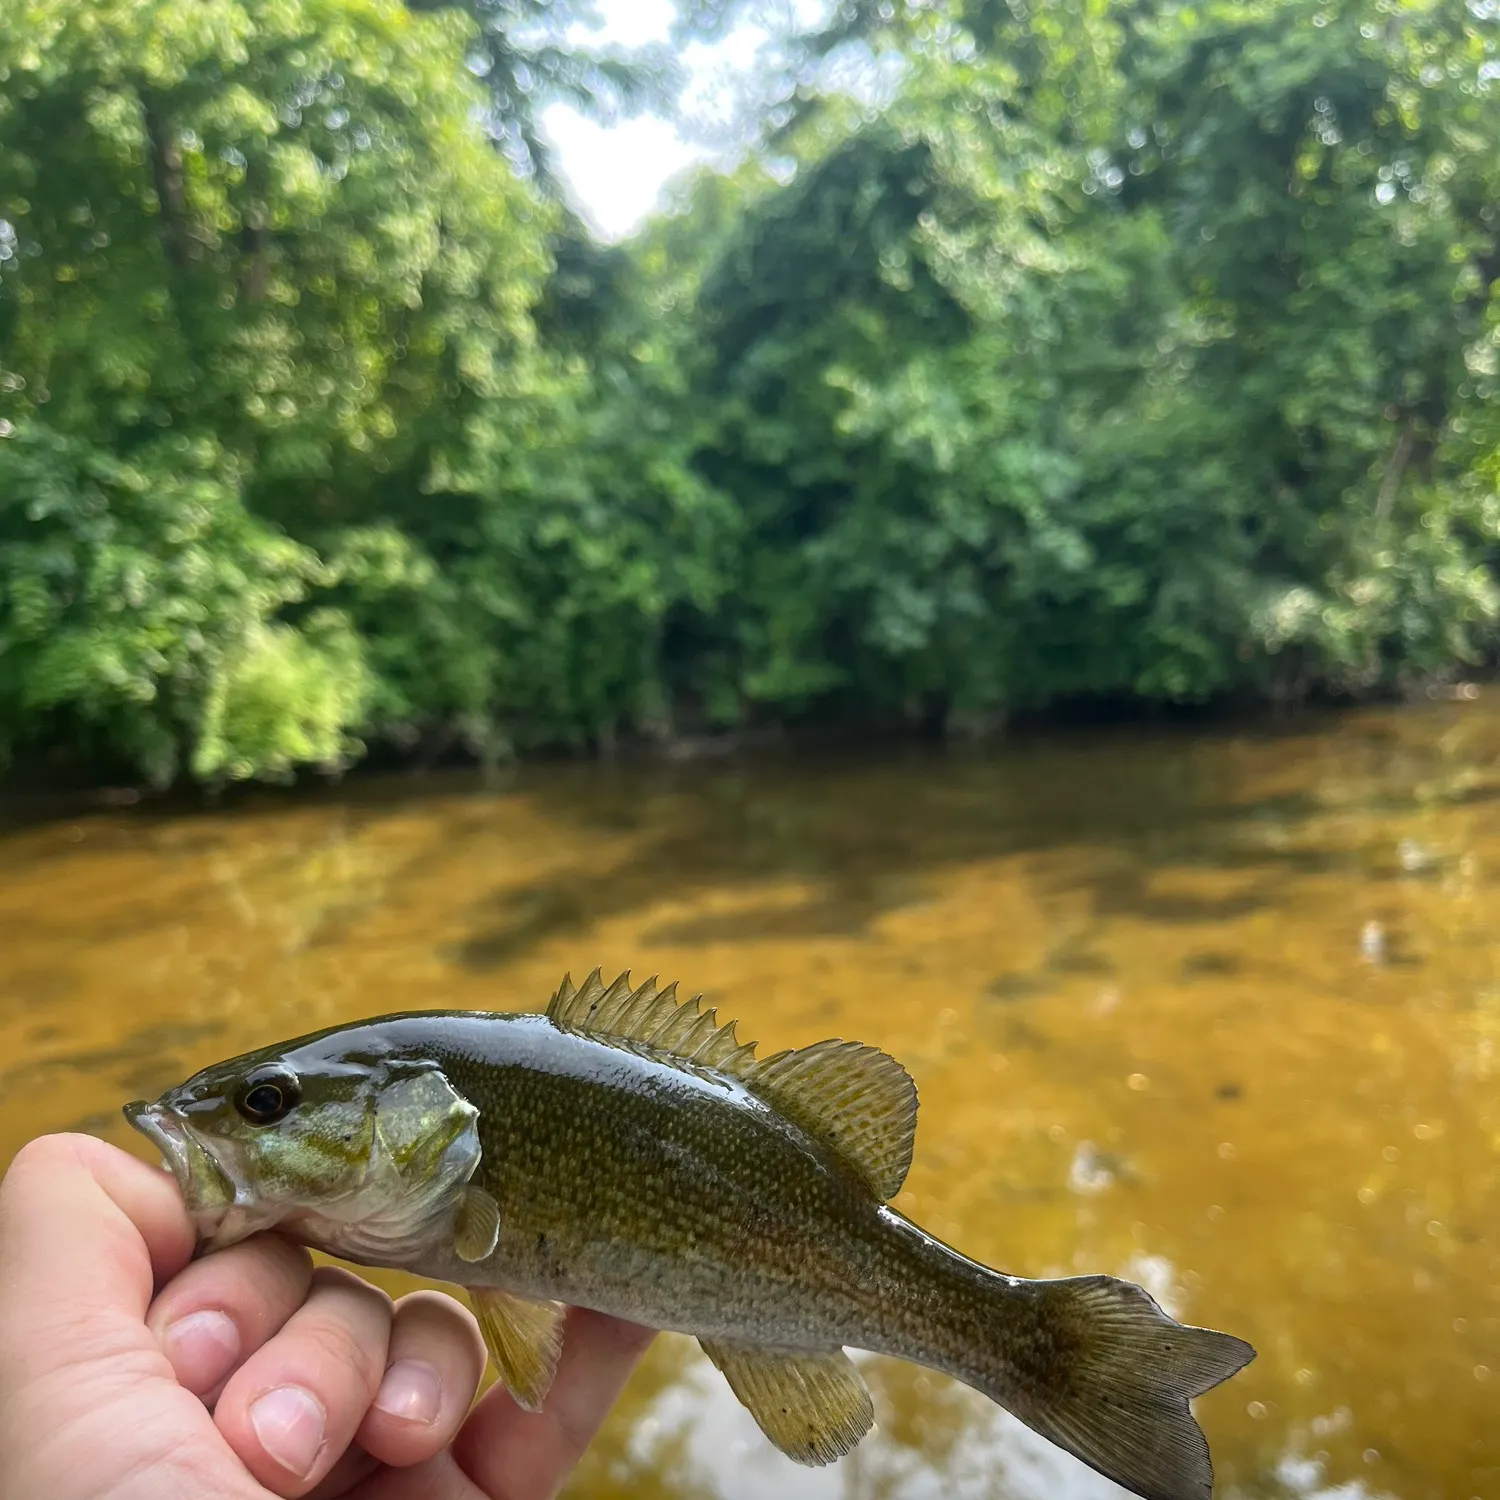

{"left": 439, "top": 703, "right": 1500, "bottom": 978}
{"left": 3, "top": 704, "right": 1487, "bottom": 974}
{"left": 448, "top": 753, "right": 1331, "bottom": 972}
{"left": 0, "top": 1019, "right": 231, "bottom": 1104}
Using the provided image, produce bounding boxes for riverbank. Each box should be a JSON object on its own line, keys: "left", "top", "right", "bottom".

{"left": 4, "top": 673, "right": 1490, "bottom": 830}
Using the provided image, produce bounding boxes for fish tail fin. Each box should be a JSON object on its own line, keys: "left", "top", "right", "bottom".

{"left": 958, "top": 1273, "right": 1254, "bottom": 1500}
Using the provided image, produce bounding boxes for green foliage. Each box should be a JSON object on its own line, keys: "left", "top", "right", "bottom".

{"left": 0, "top": 424, "right": 364, "bottom": 785}
{"left": 193, "top": 612, "right": 368, "bottom": 784}
{"left": 659, "top": 0, "right": 1500, "bottom": 724}
{"left": 0, "top": 0, "right": 552, "bottom": 780}
{"left": 0, "top": 0, "right": 549, "bottom": 476}
{"left": 2, "top": 0, "right": 1499, "bottom": 786}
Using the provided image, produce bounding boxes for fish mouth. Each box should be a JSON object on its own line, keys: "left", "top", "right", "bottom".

{"left": 123, "top": 1100, "right": 238, "bottom": 1244}
{"left": 124, "top": 1100, "right": 193, "bottom": 1180}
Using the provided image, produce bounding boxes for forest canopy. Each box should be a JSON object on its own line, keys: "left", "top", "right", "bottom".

{"left": 1, "top": 0, "right": 1498, "bottom": 785}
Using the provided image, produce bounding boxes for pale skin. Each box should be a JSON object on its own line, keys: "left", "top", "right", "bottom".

{"left": 0, "top": 1134, "right": 655, "bottom": 1500}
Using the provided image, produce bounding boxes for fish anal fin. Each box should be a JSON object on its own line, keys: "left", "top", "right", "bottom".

{"left": 454, "top": 1185, "right": 500, "bottom": 1264}
{"left": 748, "top": 1040, "right": 917, "bottom": 1200}
{"left": 468, "top": 1288, "right": 564, "bottom": 1412}
{"left": 546, "top": 969, "right": 760, "bottom": 1081}
{"left": 699, "top": 1341, "right": 874, "bottom": 1467}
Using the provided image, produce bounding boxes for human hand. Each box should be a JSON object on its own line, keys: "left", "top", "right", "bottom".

{"left": 0, "top": 1133, "right": 654, "bottom": 1500}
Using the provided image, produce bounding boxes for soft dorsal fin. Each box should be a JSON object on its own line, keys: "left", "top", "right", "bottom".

{"left": 547, "top": 968, "right": 760, "bottom": 1077}
{"left": 548, "top": 968, "right": 919, "bottom": 1200}
{"left": 747, "top": 1039, "right": 917, "bottom": 1200}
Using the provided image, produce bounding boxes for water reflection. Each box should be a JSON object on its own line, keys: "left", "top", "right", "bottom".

{"left": 1, "top": 701, "right": 1498, "bottom": 1499}
{"left": 595, "top": 1341, "right": 1143, "bottom": 1500}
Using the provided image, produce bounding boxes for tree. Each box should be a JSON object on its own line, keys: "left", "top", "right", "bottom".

{"left": 0, "top": 0, "right": 552, "bottom": 782}
{"left": 643, "top": 0, "right": 1500, "bottom": 727}
{"left": 3, "top": 0, "right": 1499, "bottom": 787}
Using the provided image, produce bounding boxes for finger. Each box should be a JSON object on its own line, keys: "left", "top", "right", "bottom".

{"left": 215, "top": 1265, "right": 394, "bottom": 1497}
{"left": 0, "top": 1134, "right": 195, "bottom": 1379}
{"left": 305, "top": 1442, "right": 381, "bottom": 1499}
{"left": 453, "top": 1308, "right": 654, "bottom": 1500}
{"left": 356, "top": 1291, "right": 488, "bottom": 1470}
{"left": 145, "top": 1233, "right": 315, "bottom": 1402}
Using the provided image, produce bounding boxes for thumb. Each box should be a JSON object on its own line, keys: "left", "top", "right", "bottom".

{"left": 0, "top": 1132, "right": 196, "bottom": 1378}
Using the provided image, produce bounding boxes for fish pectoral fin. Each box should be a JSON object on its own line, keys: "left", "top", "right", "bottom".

{"left": 454, "top": 1186, "right": 501, "bottom": 1263}
{"left": 468, "top": 1288, "right": 565, "bottom": 1412}
{"left": 699, "top": 1341, "right": 875, "bottom": 1467}
{"left": 746, "top": 1040, "right": 917, "bottom": 1200}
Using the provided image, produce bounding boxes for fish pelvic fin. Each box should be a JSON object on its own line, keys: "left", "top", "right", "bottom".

{"left": 960, "top": 1274, "right": 1255, "bottom": 1500}
{"left": 468, "top": 1288, "right": 565, "bottom": 1412}
{"left": 700, "top": 1340, "right": 874, "bottom": 1466}
{"left": 549, "top": 969, "right": 917, "bottom": 1198}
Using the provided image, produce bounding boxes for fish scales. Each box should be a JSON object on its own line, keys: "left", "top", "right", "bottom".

{"left": 425, "top": 1015, "right": 918, "bottom": 1345}
{"left": 124, "top": 969, "right": 1255, "bottom": 1500}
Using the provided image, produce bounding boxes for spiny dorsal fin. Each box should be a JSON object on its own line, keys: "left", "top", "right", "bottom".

{"left": 547, "top": 968, "right": 760, "bottom": 1078}
{"left": 747, "top": 1039, "right": 918, "bottom": 1200}
{"left": 547, "top": 970, "right": 917, "bottom": 1198}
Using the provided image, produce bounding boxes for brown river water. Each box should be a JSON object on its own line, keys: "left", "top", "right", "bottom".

{"left": 1, "top": 701, "right": 1497, "bottom": 1500}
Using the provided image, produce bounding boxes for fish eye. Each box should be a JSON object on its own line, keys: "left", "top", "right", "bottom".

{"left": 235, "top": 1069, "right": 300, "bottom": 1125}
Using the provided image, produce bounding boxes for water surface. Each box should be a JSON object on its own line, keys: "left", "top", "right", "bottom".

{"left": 1, "top": 702, "right": 1496, "bottom": 1500}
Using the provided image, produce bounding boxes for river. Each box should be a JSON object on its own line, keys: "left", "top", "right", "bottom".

{"left": 1, "top": 701, "right": 1495, "bottom": 1500}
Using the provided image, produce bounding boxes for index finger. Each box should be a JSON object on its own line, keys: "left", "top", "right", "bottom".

{"left": 0, "top": 1133, "right": 195, "bottom": 1364}
{"left": 453, "top": 1307, "right": 655, "bottom": 1500}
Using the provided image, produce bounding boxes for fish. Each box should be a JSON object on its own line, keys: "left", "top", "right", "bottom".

{"left": 123, "top": 968, "right": 1255, "bottom": 1500}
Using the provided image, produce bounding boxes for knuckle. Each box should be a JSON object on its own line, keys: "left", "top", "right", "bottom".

{"left": 392, "top": 1288, "right": 462, "bottom": 1320}
{"left": 0, "top": 1135, "right": 94, "bottom": 1226}
{"left": 391, "top": 1289, "right": 466, "bottom": 1337}
{"left": 232, "top": 1234, "right": 314, "bottom": 1306}
{"left": 391, "top": 1292, "right": 486, "bottom": 1368}
{"left": 5, "top": 1132, "right": 87, "bottom": 1183}
{"left": 302, "top": 1316, "right": 382, "bottom": 1386}
{"left": 300, "top": 1291, "right": 391, "bottom": 1383}
{"left": 311, "top": 1264, "right": 389, "bottom": 1308}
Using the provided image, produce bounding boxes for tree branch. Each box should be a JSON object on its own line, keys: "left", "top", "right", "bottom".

{"left": 1374, "top": 416, "right": 1416, "bottom": 523}
{"left": 140, "top": 93, "right": 190, "bottom": 269}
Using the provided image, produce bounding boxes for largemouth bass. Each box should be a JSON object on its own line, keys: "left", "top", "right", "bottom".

{"left": 124, "top": 969, "right": 1254, "bottom": 1500}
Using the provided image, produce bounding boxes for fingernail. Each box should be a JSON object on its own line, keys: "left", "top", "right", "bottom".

{"left": 250, "top": 1385, "right": 327, "bottom": 1478}
{"left": 374, "top": 1359, "right": 443, "bottom": 1425}
{"left": 162, "top": 1310, "right": 240, "bottom": 1395}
